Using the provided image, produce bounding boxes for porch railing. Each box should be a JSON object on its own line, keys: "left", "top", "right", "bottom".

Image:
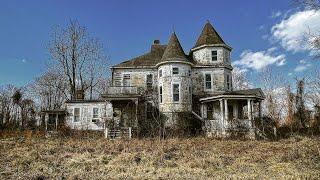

{"left": 104, "top": 86, "right": 138, "bottom": 96}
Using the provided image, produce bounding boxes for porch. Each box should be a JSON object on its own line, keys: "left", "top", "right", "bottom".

{"left": 199, "top": 89, "right": 264, "bottom": 138}
{"left": 101, "top": 86, "right": 141, "bottom": 136}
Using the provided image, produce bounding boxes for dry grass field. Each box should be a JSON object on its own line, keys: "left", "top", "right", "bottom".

{"left": 0, "top": 132, "right": 319, "bottom": 179}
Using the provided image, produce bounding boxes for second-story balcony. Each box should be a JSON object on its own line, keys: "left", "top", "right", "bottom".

{"left": 102, "top": 86, "right": 140, "bottom": 98}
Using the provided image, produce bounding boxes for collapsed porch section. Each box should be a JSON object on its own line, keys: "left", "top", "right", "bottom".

{"left": 199, "top": 89, "right": 265, "bottom": 138}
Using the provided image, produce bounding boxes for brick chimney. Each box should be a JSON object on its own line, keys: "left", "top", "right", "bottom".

{"left": 151, "top": 39, "right": 161, "bottom": 52}
{"left": 75, "top": 89, "right": 85, "bottom": 100}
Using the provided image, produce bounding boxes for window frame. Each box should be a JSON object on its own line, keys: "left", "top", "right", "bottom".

{"left": 122, "top": 73, "right": 131, "bottom": 86}
{"left": 226, "top": 74, "right": 230, "bottom": 90}
{"left": 205, "top": 73, "right": 212, "bottom": 90}
{"left": 73, "top": 107, "right": 80, "bottom": 123}
{"left": 225, "top": 51, "right": 229, "bottom": 62}
{"left": 172, "top": 67, "right": 179, "bottom": 75}
{"left": 158, "top": 69, "right": 162, "bottom": 78}
{"left": 146, "top": 74, "right": 153, "bottom": 89}
{"left": 172, "top": 83, "right": 180, "bottom": 102}
{"left": 92, "top": 107, "right": 99, "bottom": 123}
{"left": 159, "top": 86, "right": 163, "bottom": 103}
{"left": 211, "top": 50, "right": 218, "bottom": 61}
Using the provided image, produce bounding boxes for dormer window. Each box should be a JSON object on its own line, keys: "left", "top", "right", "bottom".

{"left": 211, "top": 50, "right": 217, "bottom": 61}
{"left": 172, "top": 67, "right": 179, "bottom": 75}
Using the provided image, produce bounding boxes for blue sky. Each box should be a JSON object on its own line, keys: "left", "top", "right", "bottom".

{"left": 0, "top": 0, "right": 319, "bottom": 87}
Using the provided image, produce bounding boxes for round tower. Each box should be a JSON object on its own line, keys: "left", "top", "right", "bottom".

{"left": 156, "top": 33, "right": 193, "bottom": 125}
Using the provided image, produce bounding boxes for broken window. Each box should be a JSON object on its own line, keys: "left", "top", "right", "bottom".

{"left": 123, "top": 74, "right": 131, "bottom": 86}
{"left": 74, "top": 108, "right": 80, "bottom": 122}
{"left": 146, "top": 74, "right": 153, "bottom": 89}
{"left": 205, "top": 74, "right": 212, "bottom": 90}
{"left": 173, "top": 84, "right": 180, "bottom": 102}
{"left": 211, "top": 50, "right": 217, "bottom": 61}
{"left": 172, "top": 67, "right": 179, "bottom": 75}
{"left": 159, "top": 86, "right": 163, "bottom": 103}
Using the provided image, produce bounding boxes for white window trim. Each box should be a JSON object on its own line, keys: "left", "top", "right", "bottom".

{"left": 73, "top": 107, "right": 81, "bottom": 123}
{"left": 204, "top": 73, "right": 213, "bottom": 91}
{"left": 211, "top": 50, "right": 218, "bottom": 61}
{"left": 171, "top": 81, "right": 181, "bottom": 103}
{"left": 92, "top": 107, "right": 100, "bottom": 122}
{"left": 158, "top": 69, "right": 162, "bottom": 78}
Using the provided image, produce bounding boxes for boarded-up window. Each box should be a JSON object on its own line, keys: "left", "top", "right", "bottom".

{"left": 173, "top": 84, "right": 179, "bottom": 102}
{"left": 123, "top": 74, "right": 131, "bottom": 86}
{"left": 74, "top": 108, "right": 80, "bottom": 122}
{"left": 205, "top": 74, "right": 212, "bottom": 90}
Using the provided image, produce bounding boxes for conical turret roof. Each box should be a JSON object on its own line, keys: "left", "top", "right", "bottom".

{"left": 161, "top": 32, "right": 188, "bottom": 62}
{"left": 193, "top": 22, "right": 226, "bottom": 49}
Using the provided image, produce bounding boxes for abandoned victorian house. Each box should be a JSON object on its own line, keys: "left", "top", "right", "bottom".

{"left": 58, "top": 22, "right": 265, "bottom": 138}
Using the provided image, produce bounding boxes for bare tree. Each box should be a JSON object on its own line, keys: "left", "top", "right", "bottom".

{"left": 232, "top": 67, "right": 251, "bottom": 90}
{"left": 48, "top": 20, "right": 108, "bottom": 100}
{"left": 295, "top": 0, "right": 320, "bottom": 10}
{"left": 29, "top": 70, "right": 68, "bottom": 110}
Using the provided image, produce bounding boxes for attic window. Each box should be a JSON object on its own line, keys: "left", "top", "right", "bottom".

{"left": 211, "top": 50, "right": 217, "bottom": 61}
{"left": 172, "top": 67, "right": 179, "bottom": 75}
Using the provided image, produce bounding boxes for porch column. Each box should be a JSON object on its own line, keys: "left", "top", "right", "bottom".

{"left": 135, "top": 99, "right": 138, "bottom": 128}
{"left": 45, "top": 113, "right": 49, "bottom": 131}
{"left": 200, "top": 103, "right": 204, "bottom": 118}
{"left": 259, "top": 101, "right": 264, "bottom": 133}
{"left": 247, "top": 99, "right": 252, "bottom": 121}
{"left": 219, "top": 99, "right": 224, "bottom": 122}
{"left": 55, "top": 114, "right": 58, "bottom": 131}
{"left": 224, "top": 99, "right": 228, "bottom": 127}
{"left": 233, "top": 103, "right": 239, "bottom": 120}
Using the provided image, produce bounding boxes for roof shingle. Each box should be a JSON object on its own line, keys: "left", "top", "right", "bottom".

{"left": 193, "top": 22, "right": 226, "bottom": 49}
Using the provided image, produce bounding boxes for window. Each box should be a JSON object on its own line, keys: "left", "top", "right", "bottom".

{"left": 159, "top": 69, "right": 162, "bottom": 78}
{"left": 172, "top": 84, "right": 180, "bottom": 102}
{"left": 146, "top": 74, "right": 153, "bottom": 89}
{"left": 227, "top": 75, "right": 230, "bottom": 90}
{"left": 92, "top": 107, "right": 99, "bottom": 123}
{"left": 188, "top": 70, "right": 191, "bottom": 77}
{"left": 123, "top": 74, "right": 131, "bottom": 86}
{"left": 205, "top": 74, "right": 212, "bottom": 90}
{"left": 211, "top": 50, "right": 217, "bottom": 61}
{"left": 207, "top": 104, "right": 213, "bottom": 119}
{"left": 172, "top": 67, "right": 179, "bottom": 75}
{"left": 159, "top": 86, "right": 163, "bottom": 103}
{"left": 74, "top": 108, "right": 80, "bottom": 122}
{"left": 225, "top": 51, "right": 229, "bottom": 62}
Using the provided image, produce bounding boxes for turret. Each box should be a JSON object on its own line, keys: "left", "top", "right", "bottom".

{"left": 156, "top": 33, "right": 193, "bottom": 120}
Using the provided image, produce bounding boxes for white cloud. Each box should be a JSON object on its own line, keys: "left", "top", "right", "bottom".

{"left": 288, "top": 72, "right": 293, "bottom": 76}
{"left": 22, "top": 59, "right": 26, "bottom": 63}
{"left": 271, "top": 10, "right": 320, "bottom": 53}
{"left": 294, "top": 59, "right": 312, "bottom": 72}
{"left": 270, "top": 10, "right": 282, "bottom": 18}
{"left": 233, "top": 49, "right": 286, "bottom": 70}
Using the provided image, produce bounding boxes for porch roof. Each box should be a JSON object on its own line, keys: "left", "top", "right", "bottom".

{"left": 40, "top": 109, "right": 67, "bottom": 115}
{"left": 199, "top": 88, "right": 265, "bottom": 102}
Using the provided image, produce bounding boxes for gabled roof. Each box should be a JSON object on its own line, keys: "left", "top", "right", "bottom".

{"left": 193, "top": 22, "right": 226, "bottom": 49}
{"left": 112, "top": 44, "right": 167, "bottom": 68}
{"left": 160, "top": 32, "right": 188, "bottom": 62}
